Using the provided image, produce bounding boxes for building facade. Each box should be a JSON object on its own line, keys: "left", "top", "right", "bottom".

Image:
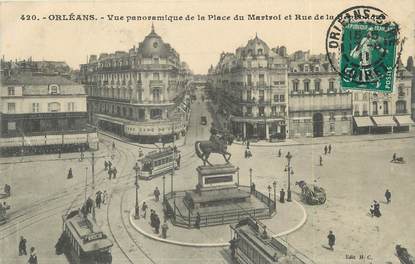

{"left": 0, "top": 60, "right": 96, "bottom": 156}
{"left": 287, "top": 51, "right": 352, "bottom": 138}
{"left": 80, "top": 25, "right": 192, "bottom": 143}
{"left": 352, "top": 65, "right": 413, "bottom": 134}
{"left": 208, "top": 35, "right": 288, "bottom": 141}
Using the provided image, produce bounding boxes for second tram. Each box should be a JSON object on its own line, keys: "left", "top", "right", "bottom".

{"left": 139, "top": 147, "right": 180, "bottom": 180}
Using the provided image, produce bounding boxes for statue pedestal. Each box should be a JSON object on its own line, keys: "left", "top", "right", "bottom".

{"left": 196, "top": 164, "right": 238, "bottom": 189}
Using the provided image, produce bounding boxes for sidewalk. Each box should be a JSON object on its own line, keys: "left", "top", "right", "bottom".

{"left": 125, "top": 187, "right": 307, "bottom": 247}
{"left": 233, "top": 130, "right": 415, "bottom": 148}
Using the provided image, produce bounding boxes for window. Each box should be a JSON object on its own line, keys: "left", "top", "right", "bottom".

{"left": 273, "top": 95, "right": 279, "bottom": 102}
{"left": 7, "top": 103, "right": 16, "bottom": 113}
{"left": 49, "top": 84, "right": 60, "bottom": 94}
{"left": 304, "top": 65, "right": 309, "bottom": 72}
{"left": 150, "top": 109, "right": 162, "bottom": 119}
{"left": 246, "top": 107, "right": 252, "bottom": 115}
{"left": 48, "top": 102, "right": 61, "bottom": 112}
{"left": 257, "top": 49, "right": 263, "bottom": 55}
{"left": 152, "top": 88, "right": 161, "bottom": 102}
{"left": 372, "top": 101, "right": 378, "bottom": 115}
{"left": 271, "top": 106, "right": 277, "bottom": 115}
{"left": 153, "top": 72, "right": 160, "bottom": 80}
{"left": 363, "top": 104, "right": 368, "bottom": 116}
{"left": 314, "top": 65, "right": 320, "bottom": 72}
{"left": 259, "top": 90, "right": 264, "bottom": 101}
{"left": 363, "top": 93, "right": 368, "bottom": 100}
{"left": 67, "top": 102, "right": 75, "bottom": 112}
{"left": 153, "top": 57, "right": 159, "bottom": 64}
{"left": 329, "top": 112, "right": 335, "bottom": 121}
{"left": 259, "top": 74, "right": 265, "bottom": 85}
{"left": 259, "top": 106, "right": 265, "bottom": 116}
{"left": 383, "top": 101, "right": 389, "bottom": 114}
{"left": 293, "top": 80, "right": 299, "bottom": 92}
{"left": 32, "top": 103, "right": 40, "bottom": 113}
{"left": 247, "top": 74, "right": 252, "bottom": 85}
{"left": 280, "top": 95, "right": 285, "bottom": 102}
{"left": 354, "top": 93, "right": 359, "bottom": 101}
{"left": 304, "top": 80, "right": 310, "bottom": 92}
{"left": 329, "top": 80, "right": 335, "bottom": 91}
{"left": 314, "top": 80, "right": 321, "bottom": 91}
{"left": 330, "top": 123, "right": 335, "bottom": 132}
{"left": 8, "top": 87, "right": 15, "bottom": 96}
{"left": 396, "top": 100, "right": 407, "bottom": 113}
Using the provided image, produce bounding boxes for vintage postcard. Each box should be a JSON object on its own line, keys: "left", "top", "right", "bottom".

{"left": 0, "top": 0, "right": 414, "bottom": 264}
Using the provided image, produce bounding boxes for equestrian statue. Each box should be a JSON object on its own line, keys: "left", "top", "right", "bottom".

{"left": 195, "top": 125, "right": 231, "bottom": 166}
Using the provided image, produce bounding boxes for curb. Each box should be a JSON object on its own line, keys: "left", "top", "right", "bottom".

{"left": 232, "top": 134, "right": 415, "bottom": 148}
{"left": 98, "top": 130, "right": 187, "bottom": 150}
{"left": 128, "top": 196, "right": 307, "bottom": 247}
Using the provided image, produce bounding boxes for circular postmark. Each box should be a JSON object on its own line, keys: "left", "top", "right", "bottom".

{"left": 325, "top": 6, "right": 403, "bottom": 92}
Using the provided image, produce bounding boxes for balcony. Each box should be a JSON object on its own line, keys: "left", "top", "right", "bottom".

{"left": 150, "top": 80, "right": 164, "bottom": 87}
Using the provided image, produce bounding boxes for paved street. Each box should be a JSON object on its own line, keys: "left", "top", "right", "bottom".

{"left": 1, "top": 87, "right": 414, "bottom": 264}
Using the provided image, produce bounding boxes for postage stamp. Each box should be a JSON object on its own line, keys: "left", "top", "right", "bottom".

{"left": 326, "top": 6, "right": 402, "bottom": 93}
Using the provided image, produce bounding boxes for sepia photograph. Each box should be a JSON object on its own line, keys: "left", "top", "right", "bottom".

{"left": 0, "top": 1, "right": 414, "bottom": 263}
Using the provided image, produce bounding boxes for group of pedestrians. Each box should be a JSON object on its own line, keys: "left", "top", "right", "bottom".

{"left": 369, "top": 189, "right": 392, "bottom": 218}
{"left": 18, "top": 236, "right": 37, "bottom": 264}
{"left": 324, "top": 144, "right": 332, "bottom": 155}
{"left": 104, "top": 160, "right": 117, "bottom": 180}
{"left": 95, "top": 190, "right": 108, "bottom": 209}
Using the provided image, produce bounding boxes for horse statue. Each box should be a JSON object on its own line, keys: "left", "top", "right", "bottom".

{"left": 195, "top": 133, "right": 231, "bottom": 166}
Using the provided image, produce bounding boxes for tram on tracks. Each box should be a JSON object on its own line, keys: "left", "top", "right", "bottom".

{"left": 139, "top": 147, "right": 180, "bottom": 180}
{"left": 230, "top": 218, "right": 314, "bottom": 264}
{"left": 56, "top": 210, "right": 113, "bottom": 264}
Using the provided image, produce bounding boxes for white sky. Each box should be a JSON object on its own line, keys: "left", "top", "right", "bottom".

{"left": 1, "top": 0, "right": 414, "bottom": 74}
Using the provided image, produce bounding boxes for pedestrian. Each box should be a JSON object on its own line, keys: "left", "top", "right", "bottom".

{"left": 250, "top": 183, "right": 256, "bottom": 194}
{"left": 108, "top": 160, "right": 112, "bottom": 170}
{"left": 324, "top": 145, "right": 328, "bottom": 155}
{"left": 161, "top": 220, "right": 169, "bottom": 238}
{"left": 112, "top": 141, "right": 115, "bottom": 150}
{"left": 96, "top": 191, "right": 102, "bottom": 209}
{"left": 392, "top": 153, "right": 397, "bottom": 162}
{"left": 138, "top": 148, "right": 143, "bottom": 157}
{"left": 280, "top": 189, "right": 285, "bottom": 203}
{"left": 319, "top": 155, "right": 323, "bottom": 166}
{"left": 385, "top": 189, "right": 391, "bottom": 203}
{"left": 247, "top": 140, "right": 250, "bottom": 149}
{"left": 244, "top": 149, "right": 248, "bottom": 159}
{"left": 67, "top": 168, "right": 73, "bottom": 179}
{"left": 154, "top": 213, "right": 161, "bottom": 234}
{"left": 176, "top": 153, "right": 181, "bottom": 168}
{"left": 278, "top": 149, "right": 282, "bottom": 158}
{"left": 108, "top": 168, "right": 112, "bottom": 180}
{"left": 150, "top": 210, "right": 156, "bottom": 229}
{"left": 28, "top": 247, "right": 37, "bottom": 264}
{"left": 229, "top": 237, "right": 237, "bottom": 259}
{"left": 195, "top": 212, "right": 201, "bottom": 229}
{"left": 141, "top": 202, "right": 148, "bottom": 218}
{"left": 102, "top": 190, "right": 107, "bottom": 204}
{"left": 154, "top": 187, "right": 160, "bottom": 202}
{"left": 104, "top": 160, "right": 108, "bottom": 171}
{"left": 112, "top": 167, "right": 117, "bottom": 179}
{"left": 328, "top": 144, "right": 332, "bottom": 154}
{"left": 242, "top": 137, "right": 246, "bottom": 145}
{"left": 373, "top": 200, "right": 381, "bottom": 217}
{"left": 19, "top": 236, "right": 27, "bottom": 256}
{"left": 4, "top": 184, "right": 11, "bottom": 196}
{"left": 86, "top": 197, "right": 94, "bottom": 214}
{"left": 327, "top": 231, "right": 335, "bottom": 250}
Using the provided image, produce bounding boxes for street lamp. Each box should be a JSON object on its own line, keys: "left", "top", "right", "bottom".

{"left": 249, "top": 168, "right": 253, "bottom": 188}
{"left": 284, "top": 152, "right": 294, "bottom": 202}
{"left": 273, "top": 181, "right": 277, "bottom": 210}
{"left": 133, "top": 162, "right": 140, "bottom": 219}
{"left": 236, "top": 167, "right": 240, "bottom": 186}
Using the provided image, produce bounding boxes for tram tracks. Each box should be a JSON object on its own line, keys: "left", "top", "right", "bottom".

{"left": 0, "top": 140, "right": 122, "bottom": 240}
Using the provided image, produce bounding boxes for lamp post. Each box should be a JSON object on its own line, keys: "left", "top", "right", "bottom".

{"left": 273, "top": 181, "right": 277, "bottom": 210}
{"left": 84, "top": 167, "right": 88, "bottom": 202}
{"left": 236, "top": 167, "right": 240, "bottom": 186}
{"left": 133, "top": 162, "right": 140, "bottom": 219}
{"left": 267, "top": 185, "right": 272, "bottom": 215}
{"left": 249, "top": 168, "right": 253, "bottom": 188}
{"left": 285, "top": 152, "right": 293, "bottom": 202}
{"left": 162, "top": 175, "right": 166, "bottom": 204}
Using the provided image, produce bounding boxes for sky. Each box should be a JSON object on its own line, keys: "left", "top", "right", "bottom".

{"left": 1, "top": 0, "right": 414, "bottom": 74}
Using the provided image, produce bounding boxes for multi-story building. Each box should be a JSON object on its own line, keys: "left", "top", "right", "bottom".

{"left": 80, "top": 25, "right": 191, "bottom": 143}
{"left": 287, "top": 51, "right": 352, "bottom": 137}
{"left": 352, "top": 64, "right": 413, "bottom": 134}
{"left": 208, "top": 35, "right": 288, "bottom": 141}
{"left": 0, "top": 60, "right": 96, "bottom": 156}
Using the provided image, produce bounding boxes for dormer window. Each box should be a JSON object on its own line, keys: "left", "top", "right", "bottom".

{"left": 314, "top": 65, "right": 320, "bottom": 72}
{"left": 257, "top": 49, "right": 263, "bottom": 55}
{"left": 153, "top": 57, "right": 159, "bottom": 64}
{"left": 304, "top": 65, "right": 309, "bottom": 72}
{"left": 49, "top": 84, "right": 60, "bottom": 95}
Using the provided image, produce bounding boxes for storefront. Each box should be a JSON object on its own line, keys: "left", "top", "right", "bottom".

{"left": 230, "top": 116, "right": 286, "bottom": 141}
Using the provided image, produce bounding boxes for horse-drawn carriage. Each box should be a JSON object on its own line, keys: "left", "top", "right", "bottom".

{"left": 296, "top": 181, "right": 326, "bottom": 205}
{"left": 396, "top": 245, "right": 414, "bottom": 264}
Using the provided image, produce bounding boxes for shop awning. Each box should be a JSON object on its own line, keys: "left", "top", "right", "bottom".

{"left": 372, "top": 115, "right": 397, "bottom": 127}
{"left": 394, "top": 115, "right": 414, "bottom": 126}
{"left": 353, "top": 116, "right": 374, "bottom": 127}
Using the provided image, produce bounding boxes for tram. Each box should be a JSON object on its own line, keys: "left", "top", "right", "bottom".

{"left": 56, "top": 210, "right": 113, "bottom": 264}
{"left": 139, "top": 147, "right": 180, "bottom": 180}
{"left": 230, "top": 218, "right": 313, "bottom": 264}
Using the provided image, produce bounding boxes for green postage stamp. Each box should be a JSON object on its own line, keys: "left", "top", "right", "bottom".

{"left": 340, "top": 22, "right": 398, "bottom": 92}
